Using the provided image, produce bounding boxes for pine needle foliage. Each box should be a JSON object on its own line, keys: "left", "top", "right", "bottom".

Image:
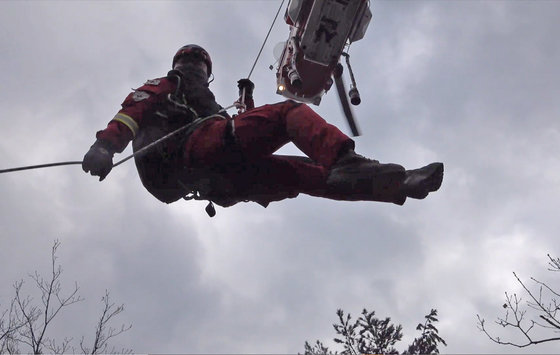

{"left": 304, "top": 308, "right": 446, "bottom": 355}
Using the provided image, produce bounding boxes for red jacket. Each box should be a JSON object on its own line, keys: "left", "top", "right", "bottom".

{"left": 97, "top": 76, "right": 250, "bottom": 153}
{"left": 97, "top": 75, "right": 232, "bottom": 203}
{"left": 96, "top": 77, "right": 177, "bottom": 153}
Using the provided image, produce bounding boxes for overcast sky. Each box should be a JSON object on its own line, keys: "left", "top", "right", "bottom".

{"left": 1, "top": 0, "right": 559, "bottom": 353}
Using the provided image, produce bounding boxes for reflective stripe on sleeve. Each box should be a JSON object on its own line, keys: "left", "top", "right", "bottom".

{"left": 113, "top": 113, "right": 140, "bottom": 138}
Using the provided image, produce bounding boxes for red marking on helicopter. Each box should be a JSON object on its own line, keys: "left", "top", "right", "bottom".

{"left": 275, "top": 0, "right": 372, "bottom": 115}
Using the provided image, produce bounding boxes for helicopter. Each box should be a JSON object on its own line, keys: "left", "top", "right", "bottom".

{"left": 275, "top": 0, "right": 372, "bottom": 136}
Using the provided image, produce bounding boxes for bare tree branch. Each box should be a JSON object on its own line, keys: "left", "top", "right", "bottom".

{"left": 1, "top": 240, "right": 131, "bottom": 354}
{"left": 80, "top": 290, "right": 132, "bottom": 355}
{"left": 11, "top": 240, "right": 85, "bottom": 354}
{"left": 45, "top": 336, "right": 73, "bottom": 354}
{"left": 13, "top": 279, "right": 41, "bottom": 352}
{"left": 547, "top": 254, "right": 560, "bottom": 272}
{"left": 0, "top": 298, "right": 27, "bottom": 354}
{"left": 477, "top": 254, "right": 560, "bottom": 348}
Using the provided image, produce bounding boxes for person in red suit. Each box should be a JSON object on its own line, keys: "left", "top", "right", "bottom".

{"left": 83, "top": 44, "right": 443, "bottom": 211}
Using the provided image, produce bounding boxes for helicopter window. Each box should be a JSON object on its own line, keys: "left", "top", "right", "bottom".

{"left": 315, "top": 17, "right": 338, "bottom": 43}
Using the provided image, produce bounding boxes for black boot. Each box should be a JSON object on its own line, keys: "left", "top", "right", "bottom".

{"left": 326, "top": 150, "right": 406, "bottom": 204}
{"left": 399, "top": 162, "right": 444, "bottom": 200}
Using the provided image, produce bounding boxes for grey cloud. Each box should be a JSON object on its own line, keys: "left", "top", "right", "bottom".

{"left": 1, "top": 1, "right": 560, "bottom": 353}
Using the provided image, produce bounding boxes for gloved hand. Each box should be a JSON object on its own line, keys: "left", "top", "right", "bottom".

{"left": 237, "top": 78, "right": 255, "bottom": 98}
{"left": 82, "top": 140, "right": 115, "bottom": 181}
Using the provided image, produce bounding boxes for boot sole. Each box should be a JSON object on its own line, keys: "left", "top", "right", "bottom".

{"left": 407, "top": 162, "right": 444, "bottom": 199}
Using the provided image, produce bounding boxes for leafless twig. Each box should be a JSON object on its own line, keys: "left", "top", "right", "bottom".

{"left": 80, "top": 290, "right": 132, "bottom": 354}
{"left": 477, "top": 255, "right": 560, "bottom": 348}
{"left": 1, "top": 240, "right": 131, "bottom": 354}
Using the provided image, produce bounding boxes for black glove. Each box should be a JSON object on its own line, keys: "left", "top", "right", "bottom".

{"left": 82, "top": 140, "right": 115, "bottom": 181}
{"left": 237, "top": 78, "right": 254, "bottom": 97}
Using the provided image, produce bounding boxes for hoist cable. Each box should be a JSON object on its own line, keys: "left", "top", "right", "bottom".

{"left": 247, "top": 0, "right": 286, "bottom": 79}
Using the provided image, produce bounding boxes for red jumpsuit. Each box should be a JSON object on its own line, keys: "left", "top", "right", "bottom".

{"left": 96, "top": 76, "right": 354, "bottom": 207}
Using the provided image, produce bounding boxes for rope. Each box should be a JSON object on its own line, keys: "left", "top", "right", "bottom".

{"left": 0, "top": 161, "right": 83, "bottom": 174}
{"left": 112, "top": 108, "right": 233, "bottom": 168}
{"left": 247, "top": 0, "right": 286, "bottom": 79}
{"left": 0, "top": 104, "right": 237, "bottom": 175}
{"left": 2, "top": 1, "right": 286, "bottom": 175}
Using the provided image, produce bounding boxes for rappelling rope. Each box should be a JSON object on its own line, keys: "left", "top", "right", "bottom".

{"left": 0, "top": 104, "right": 237, "bottom": 175}
{"left": 1, "top": 1, "right": 286, "bottom": 175}
{"left": 0, "top": 161, "right": 84, "bottom": 174}
{"left": 112, "top": 104, "right": 235, "bottom": 168}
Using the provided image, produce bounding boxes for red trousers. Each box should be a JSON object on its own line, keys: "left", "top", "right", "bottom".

{"left": 183, "top": 101, "right": 354, "bottom": 206}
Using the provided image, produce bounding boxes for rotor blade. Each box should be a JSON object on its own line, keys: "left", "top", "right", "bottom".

{"left": 334, "top": 74, "right": 361, "bottom": 136}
